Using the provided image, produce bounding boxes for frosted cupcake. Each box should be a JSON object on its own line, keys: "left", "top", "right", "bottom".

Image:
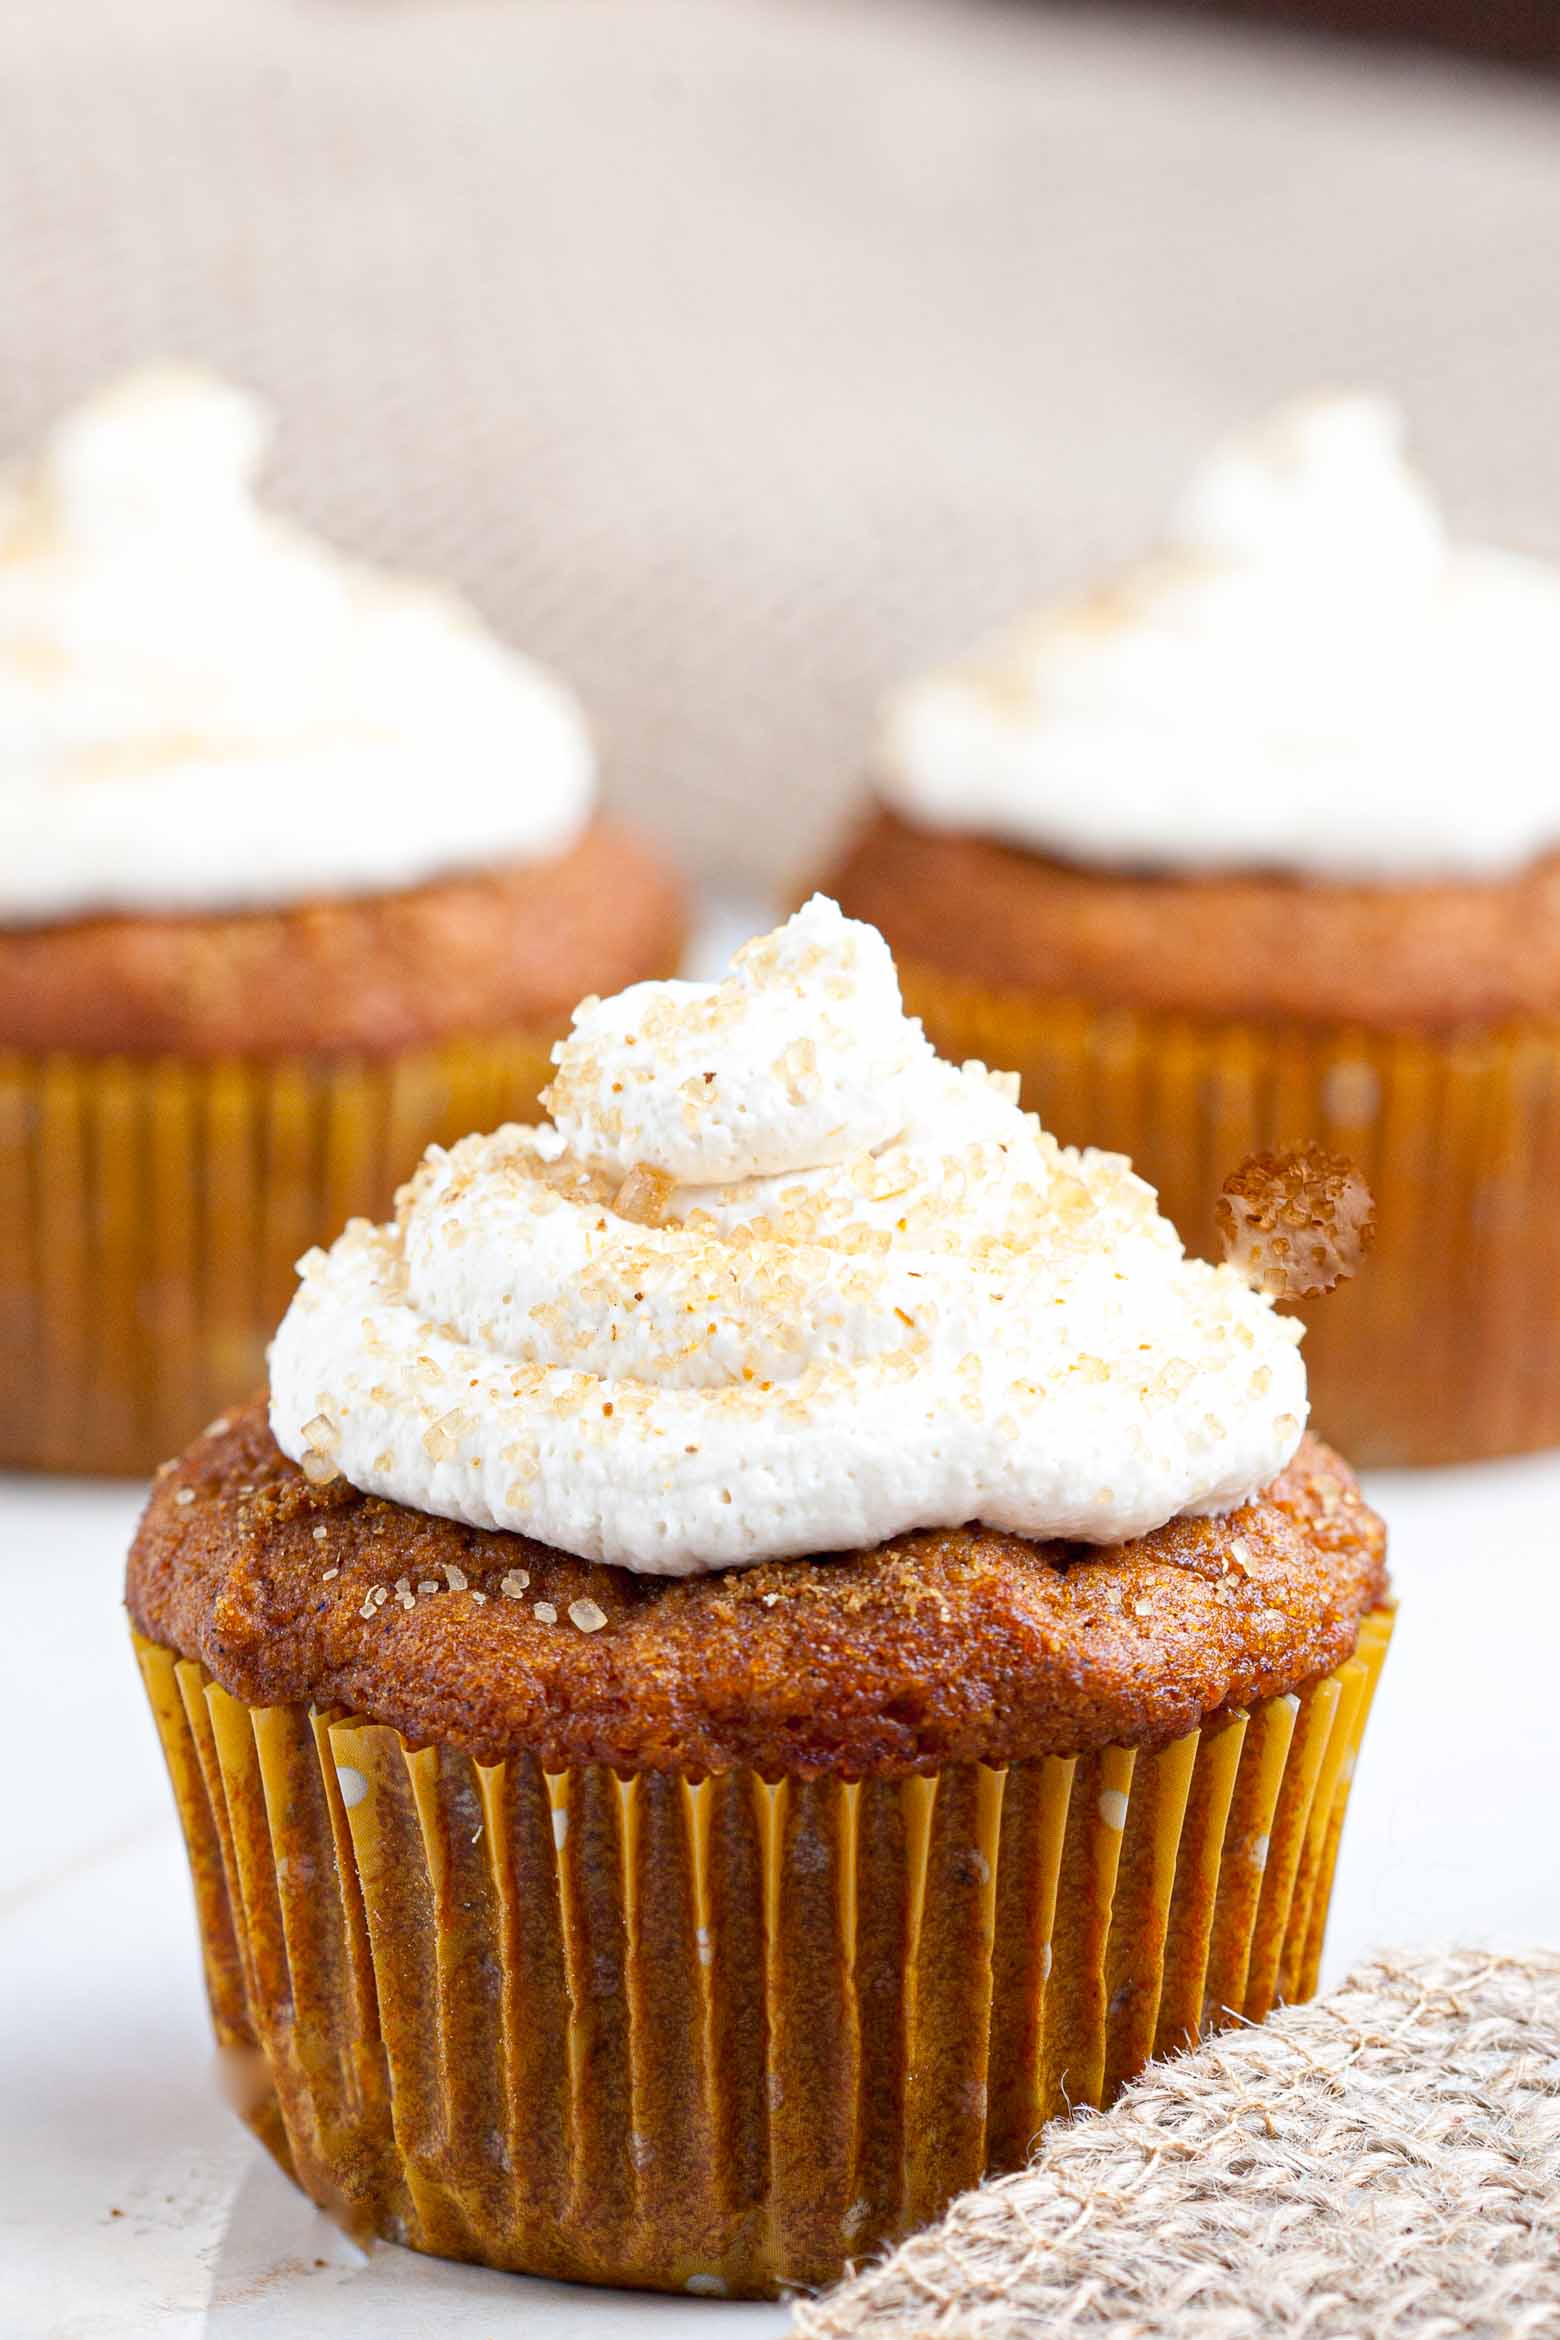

{"left": 0, "top": 369, "right": 683, "bottom": 1471}
{"left": 828, "top": 394, "right": 1560, "bottom": 1464}
{"left": 129, "top": 899, "right": 1390, "bottom": 2298}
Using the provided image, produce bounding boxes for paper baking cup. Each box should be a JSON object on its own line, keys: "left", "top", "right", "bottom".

{"left": 0, "top": 1034, "right": 554, "bottom": 1475}
{"left": 133, "top": 1606, "right": 1391, "bottom": 2300}
{"left": 897, "top": 961, "right": 1560, "bottom": 1466}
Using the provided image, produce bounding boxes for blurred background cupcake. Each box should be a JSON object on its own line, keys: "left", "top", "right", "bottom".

{"left": 0, "top": 368, "right": 684, "bottom": 1474}
{"left": 828, "top": 395, "right": 1560, "bottom": 1467}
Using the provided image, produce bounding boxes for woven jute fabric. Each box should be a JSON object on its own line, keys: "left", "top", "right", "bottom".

{"left": 795, "top": 1947, "right": 1560, "bottom": 2339}
{"left": 4, "top": 1, "right": 1560, "bottom": 891}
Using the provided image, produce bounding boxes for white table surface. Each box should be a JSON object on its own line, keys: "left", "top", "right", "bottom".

{"left": 4, "top": 903, "right": 1556, "bottom": 2336}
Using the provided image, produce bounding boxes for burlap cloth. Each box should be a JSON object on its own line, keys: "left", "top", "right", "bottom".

{"left": 794, "top": 1947, "right": 1560, "bottom": 2338}
{"left": 4, "top": 0, "right": 1560, "bottom": 892}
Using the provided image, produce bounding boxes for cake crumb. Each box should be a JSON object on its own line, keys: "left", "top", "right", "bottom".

{"left": 1217, "top": 1144, "right": 1374, "bottom": 1300}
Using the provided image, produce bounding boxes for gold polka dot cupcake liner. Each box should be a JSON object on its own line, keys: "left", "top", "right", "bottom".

{"left": 0, "top": 1035, "right": 555, "bottom": 1476}
{"left": 898, "top": 961, "right": 1560, "bottom": 1466}
{"left": 132, "top": 1606, "right": 1391, "bottom": 2300}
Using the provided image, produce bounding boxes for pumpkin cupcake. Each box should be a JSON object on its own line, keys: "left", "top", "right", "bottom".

{"left": 128, "top": 899, "right": 1390, "bottom": 2299}
{"left": 828, "top": 394, "right": 1560, "bottom": 1465}
{"left": 0, "top": 367, "right": 683, "bottom": 1472}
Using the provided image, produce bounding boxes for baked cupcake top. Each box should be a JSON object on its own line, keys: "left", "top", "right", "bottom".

{"left": 877, "top": 393, "right": 1560, "bottom": 884}
{"left": 128, "top": 1402, "right": 1381, "bottom": 1774}
{"left": 0, "top": 368, "right": 593, "bottom": 923}
{"left": 269, "top": 898, "right": 1307, "bottom": 1573}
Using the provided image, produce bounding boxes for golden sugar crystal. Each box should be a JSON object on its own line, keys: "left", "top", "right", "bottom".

{"left": 614, "top": 1162, "right": 677, "bottom": 1227}
{"left": 421, "top": 1408, "right": 470, "bottom": 1462}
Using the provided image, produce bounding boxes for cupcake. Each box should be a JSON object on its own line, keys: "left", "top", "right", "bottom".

{"left": 128, "top": 899, "right": 1391, "bottom": 2299}
{"left": 828, "top": 394, "right": 1560, "bottom": 1465}
{"left": 0, "top": 368, "right": 683, "bottom": 1472}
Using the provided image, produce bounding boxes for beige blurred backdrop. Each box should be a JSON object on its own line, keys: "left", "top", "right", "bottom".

{"left": 4, "top": 0, "right": 1559, "bottom": 892}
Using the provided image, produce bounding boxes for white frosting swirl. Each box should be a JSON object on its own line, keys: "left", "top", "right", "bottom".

{"left": 0, "top": 368, "right": 594, "bottom": 922}
{"left": 879, "top": 394, "right": 1560, "bottom": 882}
{"left": 270, "top": 898, "right": 1306, "bottom": 1575}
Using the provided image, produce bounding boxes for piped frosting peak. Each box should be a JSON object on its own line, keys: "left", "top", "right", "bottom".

{"left": 270, "top": 899, "right": 1307, "bottom": 1573}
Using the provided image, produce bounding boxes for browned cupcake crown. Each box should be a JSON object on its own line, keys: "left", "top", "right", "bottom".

{"left": 126, "top": 1400, "right": 1388, "bottom": 1779}
{"left": 0, "top": 821, "right": 685, "bottom": 1059}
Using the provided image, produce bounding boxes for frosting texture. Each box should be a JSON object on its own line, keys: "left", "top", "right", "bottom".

{"left": 0, "top": 368, "right": 594, "bottom": 922}
{"left": 878, "top": 394, "right": 1560, "bottom": 882}
{"left": 270, "top": 899, "right": 1306, "bottom": 1574}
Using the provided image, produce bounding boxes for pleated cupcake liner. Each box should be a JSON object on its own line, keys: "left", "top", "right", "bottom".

{"left": 897, "top": 961, "right": 1560, "bottom": 1466}
{"left": 0, "top": 1033, "right": 555, "bottom": 1475}
{"left": 134, "top": 1606, "right": 1392, "bottom": 2300}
